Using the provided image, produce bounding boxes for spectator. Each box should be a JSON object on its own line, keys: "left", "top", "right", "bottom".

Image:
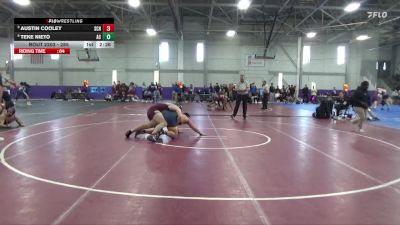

{"left": 250, "top": 83, "right": 258, "bottom": 103}
{"left": 332, "top": 87, "right": 337, "bottom": 96}
{"left": 391, "top": 89, "right": 399, "bottom": 97}
{"left": 261, "top": 80, "right": 269, "bottom": 110}
{"left": 112, "top": 81, "right": 117, "bottom": 98}
{"left": 289, "top": 85, "right": 296, "bottom": 102}
{"left": 269, "top": 83, "right": 275, "bottom": 102}
{"left": 214, "top": 83, "right": 220, "bottom": 93}
{"left": 188, "top": 84, "right": 194, "bottom": 102}
{"left": 209, "top": 83, "right": 214, "bottom": 93}
{"left": 302, "top": 85, "right": 309, "bottom": 103}
{"left": 127, "top": 82, "right": 137, "bottom": 101}
{"left": 310, "top": 86, "right": 318, "bottom": 104}
{"left": 350, "top": 81, "right": 370, "bottom": 133}
{"left": 153, "top": 85, "right": 161, "bottom": 103}
{"left": 158, "top": 83, "right": 163, "bottom": 99}
{"left": 381, "top": 90, "right": 391, "bottom": 110}
{"left": 228, "top": 83, "right": 234, "bottom": 100}
{"left": 202, "top": 85, "right": 209, "bottom": 94}
{"left": 334, "top": 91, "right": 349, "bottom": 116}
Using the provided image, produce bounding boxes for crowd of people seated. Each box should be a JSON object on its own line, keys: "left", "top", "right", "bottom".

{"left": 312, "top": 90, "right": 356, "bottom": 120}
{"left": 391, "top": 86, "right": 400, "bottom": 101}
{"left": 371, "top": 87, "right": 397, "bottom": 110}
{"left": 106, "top": 81, "right": 162, "bottom": 103}
{"left": 172, "top": 82, "right": 195, "bottom": 103}
{"left": 312, "top": 85, "right": 392, "bottom": 122}
{"left": 170, "top": 82, "right": 229, "bottom": 110}
{"left": 171, "top": 81, "right": 304, "bottom": 107}
{"left": 105, "top": 79, "right": 399, "bottom": 117}
{"left": 270, "top": 84, "right": 297, "bottom": 103}
{"left": 142, "top": 82, "right": 162, "bottom": 103}
{"left": 108, "top": 81, "right": 137, "bottom": 102}
{"left": 52, "top": 87, "right": 91, "bottom": 101}
{"left": 384, "top": 74, "right": 400, "bottom": 91}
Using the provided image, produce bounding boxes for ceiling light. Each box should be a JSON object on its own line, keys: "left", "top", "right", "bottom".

{"left": 356, "top": 35, "right": 370, "bottom": 41}
{"left": 344, "top": 2, "right": 360, "bottom": 12}
{"left": 13, "top": 0, "right": 30, "bottom": 6}
{"left": 237, "top": 0, "right": 251, "bottom": 10}
{"left": 306, "top": 32, "right": 317, "bottom": 38}
{"left": 146, "top": 28, "right": 157, "bottom": 36}
{"left": 226, "top": 30, "right": 236, "bottom": 37}
{"left": 128, "top": 0, "right": 140, "bottom": 8}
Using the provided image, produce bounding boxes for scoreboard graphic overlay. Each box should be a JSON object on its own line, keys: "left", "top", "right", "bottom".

{"left": 14, "top": 18, "right": 115, "bottom": 55}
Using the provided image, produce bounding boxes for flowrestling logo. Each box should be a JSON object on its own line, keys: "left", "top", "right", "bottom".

{"left": 367, "top": 11, "right": 388, "bottom": 19}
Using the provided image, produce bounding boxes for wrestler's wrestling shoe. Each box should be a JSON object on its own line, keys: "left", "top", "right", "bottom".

{"left": 160, "top": 127, "right": 168, "bottom": 135}
{"left": 125, "top": 130, "right": 133, "bottom": 138}
{"left": 147, "top": 134, "right": 162, "bottom": 143}
{"left": 134, "top": 130, "right": 146, "bottom": 138}
{"left": 125, "top": 130, "right": 145, "bottom": 139}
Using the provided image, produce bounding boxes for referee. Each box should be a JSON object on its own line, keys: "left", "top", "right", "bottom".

{"left": 231, "top": 74, "right": 250, "bottom": 120}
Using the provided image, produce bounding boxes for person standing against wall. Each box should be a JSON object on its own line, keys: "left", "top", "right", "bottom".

{"left": 350, "top": 81, "right": 370, "bottom": 133}
{"left": 153, "top": 83, "right": 161, "bottom": 103}
{"left": 172, "top": 82, "right": 179, "bottom": 103}
{"left": 268, "top": 83, "right": 274, "bottom": 103}
{"left": 231, "top": 74, "right": 249, "bottom": 120}
{"left": 302, "top": 84, "right": 310, "bottom": 103}
{"left": 188, "top": 84, "right": 194, "bottom": 102}
{"left": 332, "top": 87, "right": 337, "bottom": 96}
{"left": 310, "top": 85, "right": 318, "bottom": 104}
{"left": 261, "top": 80, "right": 269, "bottom": 110}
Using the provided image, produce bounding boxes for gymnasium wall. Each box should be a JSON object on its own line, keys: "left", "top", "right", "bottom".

{"left": 0, "top": 34, "right": 392, "bottom": 91}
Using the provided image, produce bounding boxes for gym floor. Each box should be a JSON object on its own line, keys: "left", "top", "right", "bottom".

{"left": 1, "top": 101, "right": 400, "bottom": 225}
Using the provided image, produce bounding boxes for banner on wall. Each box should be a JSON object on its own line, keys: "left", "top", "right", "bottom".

{"left": 245, "top": 55, "right": 265, "bottom": 67}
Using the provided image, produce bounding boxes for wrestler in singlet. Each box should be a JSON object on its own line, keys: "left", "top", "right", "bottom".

{"left": 2, "top": 91, "right": 15, "bottom": 109}
{"left": 146, "top": 103, "right": 169, "bottom": 120}
{"left": 0, "top": 92, "right": 22, "bottom": 127}
{"left": 161, "top": 109, "right": 178, "bottom": 127}
{"left": 126, "top": 103, "right": 181, "bottom": 139}
{"left": 145, "top": 109, "right": 179, "bottom": 142}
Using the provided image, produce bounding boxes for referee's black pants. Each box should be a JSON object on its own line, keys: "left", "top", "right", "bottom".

{"left": 262, "top": 93, "right": 269, "bottom": 109}
{"left": 233, "top": 94, "right": 248, "bottom": 118}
